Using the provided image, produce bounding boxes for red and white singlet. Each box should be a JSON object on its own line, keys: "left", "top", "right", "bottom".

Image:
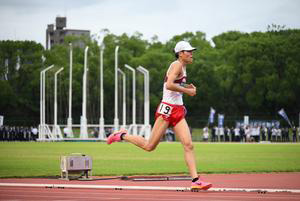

{"left": 155, "top": 61, "right": 187, "bottom": 127}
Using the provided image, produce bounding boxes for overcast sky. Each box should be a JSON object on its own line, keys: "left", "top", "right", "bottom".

{"left": 0, "top": 0, "right": 300, "bottom": 47}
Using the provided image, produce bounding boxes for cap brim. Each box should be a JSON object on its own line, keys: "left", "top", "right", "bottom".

{"left": 174, "top": 47, "right": 197, "bottom": 53}
{"left": 184, "top": 47, "right": 196, "bottom": 51}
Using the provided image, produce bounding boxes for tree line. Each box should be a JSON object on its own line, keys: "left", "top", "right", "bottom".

{"left": 1, "top": 26, "right": 300, "bottom": 127}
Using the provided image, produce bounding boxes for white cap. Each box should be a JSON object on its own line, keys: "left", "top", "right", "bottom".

{"left": 174, "top": 41, "right": 196, "bottom": 53}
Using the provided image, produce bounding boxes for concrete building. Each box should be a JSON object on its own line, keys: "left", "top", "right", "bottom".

{"left": 46, "top": 16, "right": 90, "bottom": 49}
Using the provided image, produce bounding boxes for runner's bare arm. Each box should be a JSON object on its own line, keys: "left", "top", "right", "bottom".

{"left": 166, "top": 63, "right": 196, "bottom": 96}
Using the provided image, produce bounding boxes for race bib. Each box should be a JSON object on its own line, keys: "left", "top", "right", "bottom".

{"left": 157, "top": 103, "right": 173, "bottom": 117}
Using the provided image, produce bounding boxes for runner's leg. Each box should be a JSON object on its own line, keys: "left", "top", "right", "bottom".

{"left": 173, "top": 118, "right": 198, "bottom": 179}
{"left": 123, "top": 116, "right": 169, "bottom": 151}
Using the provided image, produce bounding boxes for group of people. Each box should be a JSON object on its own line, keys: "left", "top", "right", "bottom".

{"left": 0, "top": 125, "right": 38, "bottom": 141}
{"left": 203, "top": 125, "right": 300, "bottom": 143}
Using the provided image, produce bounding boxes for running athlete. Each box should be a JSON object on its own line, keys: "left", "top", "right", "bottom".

{"left": 107, "top": 41, "right": 212, "bottom": 190}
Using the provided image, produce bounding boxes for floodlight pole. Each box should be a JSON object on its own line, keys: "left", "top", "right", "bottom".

{"left": 124, "top": 64, "right": 137, "bottom": 135}
{"left": 98, "top": 44, "right": 105, "bottom": 140}
{"left": 114, "top": 46, "right": 119, "bottom": 131}
{"left": 80, "top": 46, "right": 89, "bottom": 139}
{"left": 118, "top": 68, "right": 126, "bottom": 128}
{"left": 53, "top": 67, "right": 64, "bottom": 139}
{"left": 137, "top": 66, "right": 150, "bottom": 139}
{"left": 67, "top": 43, "right": 74, "bottom": 137}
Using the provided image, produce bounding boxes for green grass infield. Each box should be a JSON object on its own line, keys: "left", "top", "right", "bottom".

{"left": 0, "top": 142, "right": 300, "bottom": 178}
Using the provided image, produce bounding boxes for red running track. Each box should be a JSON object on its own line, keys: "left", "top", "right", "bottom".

{"left": 1, "top": 173, "right": 300, "bottom": 201}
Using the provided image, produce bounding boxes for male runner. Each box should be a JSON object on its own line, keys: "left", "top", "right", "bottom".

{"left": 107, "top": 41, "right": 212, "bottom": 190}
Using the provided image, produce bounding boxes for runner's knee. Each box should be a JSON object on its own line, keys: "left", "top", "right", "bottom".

{"left": 143, "top": 144, "right": 157, "bottom": 152}
{"left": 183, "top": 142, "right": 194, "bottom": 152}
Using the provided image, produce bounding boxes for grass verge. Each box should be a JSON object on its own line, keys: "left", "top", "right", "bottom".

{"left": 0, "top": 142, "right": 300, "bottom": 178}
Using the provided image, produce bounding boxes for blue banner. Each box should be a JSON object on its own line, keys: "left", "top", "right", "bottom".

{"left": 278, "top": 108, "right": 292, "bottom": 127}
{"left": 218, "top": 114, "right": 224, "bottom": 127}
{"left": 209, "top": 107, "right": 215, "bottom": 123}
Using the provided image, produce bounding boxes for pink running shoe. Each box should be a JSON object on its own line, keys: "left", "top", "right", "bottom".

{"left": 107, "top": 129, "right": 127, "bottom": 145}
{"left": 191, "top": 179, "right": 212, "bottom": 191}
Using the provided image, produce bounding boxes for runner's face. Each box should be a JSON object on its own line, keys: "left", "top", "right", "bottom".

{"left": 180, "top": 50, "right": 193, "bottom": 64}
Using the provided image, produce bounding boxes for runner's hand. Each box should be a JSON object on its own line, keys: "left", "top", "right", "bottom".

{"left": 185, "top": 84, "right": 196, "bottom": 96}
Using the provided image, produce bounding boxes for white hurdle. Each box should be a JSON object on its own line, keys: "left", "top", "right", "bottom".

{"left": 124, "top": 64, "right": 137, "bottom": 135}
{"left": 52, "top": 67, "right": 64, "bottom": 140}
{"left": 137, "top": 66, "right": 151, "bottom": 140}
{"left": 39, "top": 65, "right": 55, "bottom": 141}
{"left": 39, "top": 45, "right": 152, "bottom": 141}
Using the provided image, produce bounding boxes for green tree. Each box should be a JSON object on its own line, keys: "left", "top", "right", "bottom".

{"left": 0, "top": 40, "right": 43, "bottom": 125}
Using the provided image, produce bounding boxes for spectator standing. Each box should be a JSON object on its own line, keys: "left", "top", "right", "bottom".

{"left": 240, "top": 126, "right": 245, "bottom": 142}
{"left": 215, "top": 126, "right": 220, "bottom": 142}
{"left": 283, "top": 127, "right": 289, "bottom": 142}
{"left": 261, "top": 126, "right": 266, "bottom": 141}
{"left": 4, "top": 126, "right": 9, "bottom": 141}
{"left": 63, "top": 127, "right": 69, "bottom": 138}
{"left": 0, "top": 126, "right": 3, "bottom": 141}
{"left": 31, "top": 127, "right": 38, "bottom": 141}
{"left": 234, "top": 127, "right": 240, "bottom": 142}
{"left": 281, "top": 128, "right": 286, "bottom": 142}
{"left": 286, "top": 127, "right": 290, "bottom": 142}
{"left": 211, "top": 126, "right": 216, "bottom": 142}
{"left": 219, "top": 127, "right": 224, "bottom": 142}
{"left": 245, "top": 126, "right": 251, "bottom": 142}
{"left": 292, "top": 126, "right": 297, "bottom": 142}
{"left": 271, "top": 127, "right": 277, "bottom": 142}
{"left": 203, "top": 126, "right": 209, "bottom": 142}
{"left": 224, "top": 127, "right": 230, "bottom": 142}
{"left": 93, "top": 127, "right": 99, "bottom": 138}
{"left": 254, "top": 126, "right": 260, "bottom": 142}
{"left": 166, "top": 128, "right": 175, "bottom": 142}
{"left": 230, "top": 127, "right": 235, "bottom": 142}
{"left": 267, "top": 127, "right": 272, "bottom": 141}
{"left": 286, "top": 127, "right": 289, "bottom": 142}
{"left": 277, "top": 128, "right": 282, "bottom": 142}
